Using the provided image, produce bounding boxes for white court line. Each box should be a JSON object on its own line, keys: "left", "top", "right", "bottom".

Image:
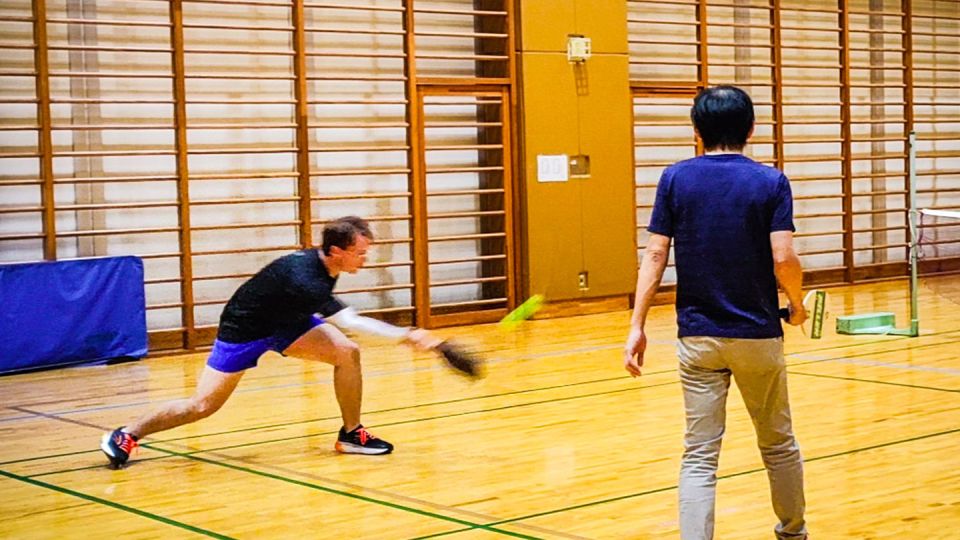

{"left": 0, "top": 343, "right": 628, "bottom": 423}
{"left": 789, "top": 352, "right": 960, "bottom": 377}
{"left": 5, "top": 338, "right": 956, "bottom": 423}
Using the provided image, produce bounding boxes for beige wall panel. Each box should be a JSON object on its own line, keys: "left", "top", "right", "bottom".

{"left": 518, "top": 0, "right": 577, "bottom": 52}
{"left": 573, "top": 0, "right": 628, "bottom": 55}
{"left": 577, "top": 55, "right": 636, "bottom": 297}
{"left": 521, "top": 52, "right": 585, "bottom": 299}
{"left": 521, "top": 53, "right": 635, "bottom": 300}
{"left": 519, "top": 0, "right": 627, "bottom": 55}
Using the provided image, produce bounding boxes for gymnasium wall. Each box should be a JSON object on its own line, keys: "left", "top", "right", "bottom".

{"left": 629, "top": 0, "right": 959, "bottom": 286}
{"left": 516, "top": 0, "right": 638, "bottom": 307}
{"left": 0, "top": 0, "right": 517, "bottom": 350}
{"left": 0, "top": 0, "right": 957, "bottom": 352}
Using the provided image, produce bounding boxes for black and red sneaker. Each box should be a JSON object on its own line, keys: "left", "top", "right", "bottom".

{"left": 334, "top": 425, "right": 393, "bottom": 455}
{"left": 100, "top": 427, "right": 139, "bottom": 468}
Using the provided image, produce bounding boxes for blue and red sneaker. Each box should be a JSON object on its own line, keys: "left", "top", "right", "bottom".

{"left": 334, "top": 425, "right": 393, "bottom": 455}
{"left": 100, "top": 427, "right": 139, "bottom": 468}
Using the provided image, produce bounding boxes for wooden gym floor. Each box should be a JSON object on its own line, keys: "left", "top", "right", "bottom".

{"left": 2, "top": 278, "right": 959, "bottom": 539}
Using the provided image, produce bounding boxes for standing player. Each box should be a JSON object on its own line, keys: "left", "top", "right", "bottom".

{"left": 624, "top": 86, "right": 809, "bottom": 539}
{"left": 101, "top": 216, "right": 441, "bottom": 467}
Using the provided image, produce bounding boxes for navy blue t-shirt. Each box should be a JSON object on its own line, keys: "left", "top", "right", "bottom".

{"left": 647, "top": 154, "right": 795, "bottom": 339}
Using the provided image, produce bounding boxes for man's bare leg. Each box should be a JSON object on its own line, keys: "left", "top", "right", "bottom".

{"left": 124, "top": 366, "right": 245, "bottom": 439}
{"left": 282, "top": 323, "right": 392, "bottom": 454}
{"left": 282, "top": 324, "right": 362, "bottom": 431}
{"left": 101, "top": 365, "right": 245, "bottom": 467}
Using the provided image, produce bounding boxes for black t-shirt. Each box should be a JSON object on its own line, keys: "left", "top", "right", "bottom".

{"left": 217, "top": 249, "right": 347, "bottom": 343}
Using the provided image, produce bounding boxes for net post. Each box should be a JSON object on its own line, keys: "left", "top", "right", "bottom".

{"left": 908, "top": 131, "right": 919, "bottom": 336}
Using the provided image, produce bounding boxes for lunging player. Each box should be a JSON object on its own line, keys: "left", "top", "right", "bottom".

{"left": 101, "top": 216, "right": 440, "bottom": 467}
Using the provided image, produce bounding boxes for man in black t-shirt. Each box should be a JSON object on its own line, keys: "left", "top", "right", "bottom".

{"left": 101, "top": 216, "right": 439, "bottom": 467}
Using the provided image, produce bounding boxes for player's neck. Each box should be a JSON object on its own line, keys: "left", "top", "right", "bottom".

{"left": 320, "top": 251, "right": 342, "bottom": 277}
{"left": 704, "top": 148, "right": 744, "bottom": 156}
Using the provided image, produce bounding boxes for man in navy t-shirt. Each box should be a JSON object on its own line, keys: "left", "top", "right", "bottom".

{"left": 624, "top": 86, "right": 809, "bottom": 540}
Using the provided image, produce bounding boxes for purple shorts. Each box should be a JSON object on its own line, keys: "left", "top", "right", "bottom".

{"left": 206, "top": 315, "right": 324, "bottom": 373}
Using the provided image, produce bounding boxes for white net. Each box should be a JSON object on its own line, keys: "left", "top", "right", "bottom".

{"left": 918, "top": 209, "right": 960, "bottom": 308}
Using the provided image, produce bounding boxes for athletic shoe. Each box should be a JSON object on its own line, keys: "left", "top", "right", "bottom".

{"left": 100, "top": 427, "right": 139, "bottom": 468}
{"left": 334, "top": 425, "right": 393, "bottom": 455}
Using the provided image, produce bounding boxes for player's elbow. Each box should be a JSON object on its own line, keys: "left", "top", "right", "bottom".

{"left": 643, "top": 236, "right": 671, "bottom": 267}
{"left": 773, "top": 253, "right": 803, "bottom": 284}
{"left": 772, "top": 249, "right": 797, "bottom": 267}
{"left": 644, "top": 247, "right": 669, "bottom": 265}
{"left": 770, "top": 231, "right": 797, "bottom": 266}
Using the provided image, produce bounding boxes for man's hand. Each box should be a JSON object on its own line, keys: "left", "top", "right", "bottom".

{"left": 786, "top": 302, "right": 808, "bottom": 327}
{"left": 404, "top": 328, "right": 443, "bottom": 351}
{"left": 623, "top": 326, "right": 647, "bottom": 378}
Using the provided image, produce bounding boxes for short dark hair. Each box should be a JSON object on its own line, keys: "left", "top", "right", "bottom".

{"left": 322, "top": 216, "right": 373, "bottom": 255}
{"left": 336, "top": 215, "right": 373, "bottom": 240}
{"left": 691, "top": 85, "right": 755, "bottom": 151}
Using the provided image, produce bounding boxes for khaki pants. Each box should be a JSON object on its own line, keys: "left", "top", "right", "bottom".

{"left": 677, "top": 336, "right": 807, "bottom": 540}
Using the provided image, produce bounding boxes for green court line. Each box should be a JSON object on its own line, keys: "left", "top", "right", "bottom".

{"left": 37, "top": 361, "right": 948, "bottom": 481}
{"left": 10, "top": 418, "right": 540, "bottom": 538}
{"left": 11, "top": 418, "right": 539, "bottom": 538}
{"left": 412, "top": 425, "right": 960, "bottom": 539}
{"left": 1, "top": 343, "right": 624, "bottom": 422}
{"left": 410, "top": 528, "right": 495, "bottom": 539}
{"left": 152, "top": 373, "right": 654, "bottom": 445}
{"left": 6, "top": 326, "right": 958, "bottom": 540}
{"left": 786, "top": 327, "right": 960, "bottom": 359}
{"left": 145, "top": 381, "right": 679, "bottom": 457}
{"left": 9, "top": 328, "right": 959, "bottom": 470}
{"left": 0, "top": 468, "right": 235, "bottom": 539}
{"left": 802, "top": 336, "right": 960, "bottom": 363}
{"left": 0, "top": 448, "right": 109, "bottom": 466}
{"left": 11, "top": 351, "right": 960, "bottom": 538}
{"left": 789, "top": 371, "right": 960, "bottom": 393}
{"left": 25, "top": 380, "right": 679, "bottom": 479}
{"left": 3, "top": 374, "right": 673, "bottom": 467}
{"left": 10, "top": 324, "right": 956, "bottom": 440}
{"left": 23, "top": 381, "right": 672, "bottom": 475}
{"left": 17, "top": 345, "right": 960, "bottom": 476}
{"left": 27, "top": 456, "right": 172, "bottom": 478}
{"left": 788, "top": 335, "right": 960, "bottom": 370}
{"left": 138, "top": 445, "right": 540, "bottom": 540}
